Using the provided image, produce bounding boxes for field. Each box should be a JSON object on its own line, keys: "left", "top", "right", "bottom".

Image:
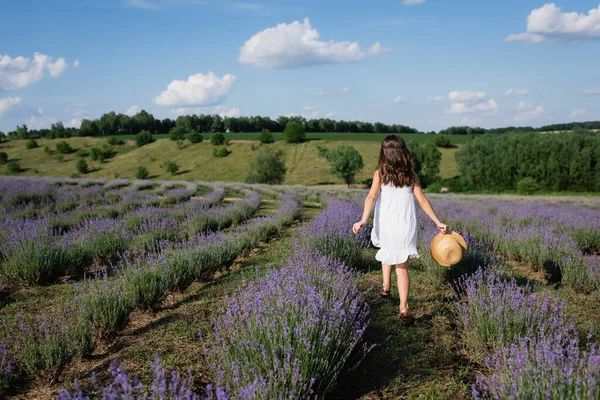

{"left": 0, "top": 176, "right": 598, "bottom": 399}
{"left": 0, "top": 134, "right": 463, "bottom": 185}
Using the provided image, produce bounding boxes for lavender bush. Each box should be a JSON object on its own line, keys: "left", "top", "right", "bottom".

{"left": 453, "top": 267, "right": 571, "bottom": 364}
{"left": 206, "top": 251, "right": 370, "bottom": 398}
{"left": 0, "top": 341, "right": 15, "bottom": 395}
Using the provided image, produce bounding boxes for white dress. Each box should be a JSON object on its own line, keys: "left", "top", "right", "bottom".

{"left": 371, "top": 182, "right": 419, "bottom": 265}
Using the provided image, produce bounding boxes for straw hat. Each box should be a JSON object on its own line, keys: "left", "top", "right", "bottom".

{"left": 430, "top": 230, "right": 467, "bottom": 267}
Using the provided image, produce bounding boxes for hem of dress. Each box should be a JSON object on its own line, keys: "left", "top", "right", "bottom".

{"left": 375, "top": 248, "right": 419, "bottom": 265}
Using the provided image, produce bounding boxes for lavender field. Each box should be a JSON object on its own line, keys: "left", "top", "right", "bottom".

{"left": 0, "top": 177, "right": 599, "bottom": 399}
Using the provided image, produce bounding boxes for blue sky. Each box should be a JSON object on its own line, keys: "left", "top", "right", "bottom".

{"left": 1, "top": 0, "right": 599, "bottom": 132}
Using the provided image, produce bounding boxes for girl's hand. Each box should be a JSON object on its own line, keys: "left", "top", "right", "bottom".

{"left": 436, "top": 222, "right": 447, "bottom": 233}
{"left": 352, "top": 221, "right": 366, "bottom": 235}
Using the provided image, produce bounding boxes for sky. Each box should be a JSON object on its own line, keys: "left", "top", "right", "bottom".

{"left": 1, "top": 0, "right": 599, "bottom": 132}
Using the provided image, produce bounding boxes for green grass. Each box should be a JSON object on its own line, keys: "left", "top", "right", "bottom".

{"left": 0, "top": 136, "right": 461, "bottom": 185}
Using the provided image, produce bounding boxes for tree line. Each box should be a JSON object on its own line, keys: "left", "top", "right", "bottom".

{"left": 439, "top": 121, "right": 600, "bottom": 135}
{"left": 1, "top": 110, "right": 420, "bottom": 139}
{"left": 455, "top": 131, "right": 600, "bottom": 192}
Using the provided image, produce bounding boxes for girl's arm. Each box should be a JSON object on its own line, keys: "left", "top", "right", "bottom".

{"left": 413, "top": 175, "right": 447, "bottom": 233}
{"left": 352, "top": 170, "right": 381, "bottom": 234}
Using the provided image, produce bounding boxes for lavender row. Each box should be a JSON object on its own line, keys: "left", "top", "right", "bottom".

{"left": 0, "top": 194, "right": 301, "bottom": 393}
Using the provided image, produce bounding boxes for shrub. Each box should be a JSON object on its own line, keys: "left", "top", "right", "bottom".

{"left": 26, "top": 139, "right": 38, "bottom": 149}
{"left": 246, "top": 147, "right": 286, "bottom": 184}
{"left": 434, "top": 135, "right": 453, "bottom": 148}
{"left": 57, "top": 154, "right": 64, "bottom": 162}
{"left": 165, "top": 160, "right": 180, "bottom": 175}
{"left": 284, "top": 122, "right": 306, "bottom": 143}
{"left": 55, "top": 141, "right": 73, "bottom": 154}
{"left": 259, "top": 128, "right": 275, "bottom": 144}
{"left": 188, "top": 130, "right": 203, "bottom": 144}
{"left": 0, "top": 152, "right": 7, "bottom": 165}
{"left": 106, "top": 136, "right": 122, "bottom": 146}
{"left": 168, "top": 126, "right": 186, "bottom": 141}
{"left": 135, "top": 166, "right": 150, "bottom": 180}
{"left": 136, "top": 130, "right": 154, "bottom": 147}
{"left": 90, "top": 145, "right": 115, "bottom": 161}
{"left": 75, "top": 149, "right": 89, "bottom": 157}
{"left": 321, "top": 144, "right": 364, "bottom": 187}
{"left": 75, "top": 158, "right": 88, "bottom": 174}
{"left": 517, "top": 177, "right": 540, "bottom": 195}
{"left": 125, "top": 267, "right": 169, "bottom": 312}
{"left": 213, "top": 146, "right": 230, "bottom": 158}
{"left": 5, "top": 160, "right": 21, "bottom": 173}
{"left": 80, "top": 280, "right": 132, "bottom": 340}
{"left": 210, "top": 132, "right": 226, "bottom": 146}
{"left": 43, "top": 146, "right": 51, "bottom": 154}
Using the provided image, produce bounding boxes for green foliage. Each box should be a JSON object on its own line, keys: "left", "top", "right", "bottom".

{"left": 126, "top": 268, "right": 169, "bottom": 312}
{"left": 517, "top": 177, "right": 540, "bottom": 195}
{"left": 76, "top": 158, "right": 89, "bottom": 174}
{"left": 211, "top": 132, "right": 226, "bottom": 146}
{"left": 6, "top": 160, "right": 21, "bottom": 173}
{"left": 106, "top": 136, "right": 122, "bottom": 145}
{"left": 434, "top": 135, "right": 453, "bottom": 148}
{"left": 75, "top": 149, "right": 89, "bottom": 158}
{"left": 168, "top": 126, "right": 186, "bottom": 141}
{"left": 0, "top": 152, "right": 7, "bottom": 165}
{"left": 188, "top": 130, "right": 203, "bottom": 144}
{"left": 259, "top": 129, "right": 275, "bottom": 144}
{"left": 135, "top": 166, "right": 150, "bottom": 180}
{"left": 55, "top": 141, "right": 73, "bottom": 154}
{"left": 246, "top": 147, "right": 286, "bottom": 184}
{"left": 43, "top": 146, "right": 51, "bottom": 154}
{"left": 321, "top": 145, "right": 364, "bottom": 187}
{"left": 90, "top": 144, "right": 115, "bottom": 161}
{"left": 456, "top": 132, "right": 600, "bottom": 192}
{"left": 284, "top": 122, "right": 306, "bottom": 143}
{"left": 56, "top": 154, "right": 64, "bottom": 162}
{"left": 165, "top": 160, "right": 180, "bottom": 175}
{"left": 213, "top": 146, "right": 230, "bottom": 158}
{"left": 79, "top": 119, "right": 100, "bottom": 137}
{"left": 81, "top": 284, "right": 131, "bottom": 340}
{"left": 26, "top": 139, "right": 38, "bottom": 149}
{"left": 405, "top": 141, "right": 442, "bottom": 187}
{"left": 136, "top": 130, "right": 154, "bottom": 147}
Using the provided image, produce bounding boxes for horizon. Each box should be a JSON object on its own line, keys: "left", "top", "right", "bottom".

{"left": 1, "top": 0, "right": 600, "bottom": 133}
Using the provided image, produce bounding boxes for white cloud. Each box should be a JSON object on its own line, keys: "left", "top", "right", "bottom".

{"left": 313, "top": 86, "right": 351, "bottom": 97}
{"left": 505, "top": 88, "right": 530, "bottom": 96}
{"left": 506, "top": 3, "right": 600, "bottom": 43}
{"left": 403, "top": 0, "right": 425, "bottom": 4}
{"left": 239, "top": 18, "right": 389, "bottom": 68}
{"left": 302, "top": 106, "right": 320, "bottom": 118}
{"left": 515, "top": 105, "right": 545, "bottom": 121}
{"left": 583, "top": 88, "right": 600, "bottom": 95}
{"left": 517, "top": 101, "right": 533, "bottom": 110}
{"left": 65, "top": 118, "right": 82, "bottom": 128}
{"left": 446, "top": 99, "right": 499, "bottom": 115}
{"left": 448, "top": 90, "right": 487, "bottom": 103}
{"left": 125, "top": 0, "right": 160, "bottom": 9}
{"left": 125, "top": 0, "right": 207, "bottom": 9}
{"left": 154, "top": 71, "right": 236, "bottom": 107}
{"left": 0, "top": 53, "right": 79, "bottom": 91}
{"left": 342, "top": 86, "right": 350, "bottom": 93}
{"left": 570, "top": 108, "right": 587, "bottom": 118}
{"left": 125, "top": 105, "right": 140, "bottom": 116}
{"left": 393, "top": 95, "right": 410, "bottom": 104}
{"left": 231, "top": 2, "right": 268, "bottom": 15}
{"left": 435, "top": 90, "right": 499, "bottom": 116}
{"left": 326, "top": 111, "right": 335, "bottom": 118}
{"left": 0, "top": 97, "right": 22, "bottom": 117}
{"left": 26, "top": 114, "right": 58, "bottom": 130}
{"left": 170, "top": 105, "right": 240, "bottom": 118}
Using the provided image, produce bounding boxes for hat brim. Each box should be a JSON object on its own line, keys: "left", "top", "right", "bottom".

{"left": 430, "top": 231, "right": 467, "bottom": 267}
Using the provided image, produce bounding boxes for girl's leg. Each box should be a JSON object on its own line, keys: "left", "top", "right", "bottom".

{"left": 395, "top": 262, "right": 410, "bottom": 313}
{"left": 382, "top": 264, "right": 393, "bottom": 291}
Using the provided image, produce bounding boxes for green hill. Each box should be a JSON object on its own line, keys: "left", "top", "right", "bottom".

{"left": 0, "top": 134, "right": 461, "bottom": 186}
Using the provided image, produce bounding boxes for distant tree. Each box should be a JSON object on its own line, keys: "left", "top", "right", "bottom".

{"left": 169, "top": 126, "right": 186, "bottom": 141}
{"left": 211, "top": 132, "right": 226, "bottom": 146}
{"left": 15, "top": 125, "right": 29, "bottom": 139}
{"left": 79, "top": 119, "right": 100, "bottom": 137}
{"left": 107, "top": 136, "right": 123, "bottom": 146}
{"left": 211, "top": 115, "right": 225, "bottom": 132}
{"left": 51, "top": 122, "right": 69, "bottom": 138}
{"left": 0, "top": 152, "right": 8, "bottom": 165}
{"left": 26, "top": 139, "right": 38, "bottom": 149}
{"left": 76, "top": 149, "right": 89, "bottom": 158}
{"left": 246, "top": 147, "right": 286, "bottom": 185}
{"left": 422, "top": 142, "right": 442, "bottom": 184}
{"left": 76, "top": 158, "right": 89, "bottom": 174}
{"left": 321, "top": 145, "right": 364, "bottom": 187}
{"left": 165, "top": 160, "right": 180, "bottom": 175}
{"left": 516, "top": 177, "right": 540, "bottom": 195}
{"left": 259, "top": 129, "right": 275, "bottom": 144}
{"left": 0, "top": 131, "right": 5, "bottom": 140}
{"left": 136, "top": 166, "right": 150, "bottom": 180}
{"left": 284, "top": 122, "right": 306, "bottom": 143}
{"left": 56, "top": 141, "right": 73, "bottom": 154}
{"left": 213, "top": 146, "right": 230, "bottom": 158}
{"left": 99, "top": 112, "right": 119, "bottom": 135}
{"left": 188, "top": 130, "right": 203, "bottom": 144}
{"left": 434, "top": 135, "right": 452, "bottom": 148}
{"left": 6, "top": 160, "right": 21, "bottom": 173}
{"left": 136, "top": 130, "right": 154, "bottom": 147}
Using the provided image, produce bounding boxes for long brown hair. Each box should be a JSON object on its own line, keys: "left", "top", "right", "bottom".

{"left": 378, "top": 135, "right": 415, "bottom": 187}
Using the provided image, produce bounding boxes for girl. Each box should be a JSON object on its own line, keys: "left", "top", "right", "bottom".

{"left": 353, "top": 135, "right": 447, "bottom": 325}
